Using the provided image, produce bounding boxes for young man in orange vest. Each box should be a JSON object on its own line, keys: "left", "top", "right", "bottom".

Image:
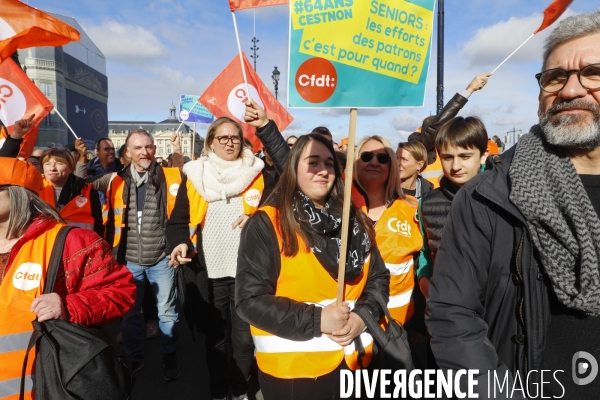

{"left": 104, "top": 129, "right": 182, "bottom": 381}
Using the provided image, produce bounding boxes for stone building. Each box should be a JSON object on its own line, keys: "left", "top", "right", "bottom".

{"left": 108, "top": 104, "right": 204, "bottom": 160}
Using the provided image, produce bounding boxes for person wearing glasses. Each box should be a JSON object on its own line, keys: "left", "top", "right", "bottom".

{"left": 426, "top": 11, "right": 600, "bottom": 398}
{"left": 166, "top": 117, "right": 264, "bottom": 400}
{"left": 286, "top": 135, "right": 298, "bottom": 147}
{"left": 87, "top": 138, "right": 123, "bottom": 205}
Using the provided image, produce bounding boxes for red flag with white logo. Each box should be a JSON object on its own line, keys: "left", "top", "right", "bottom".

{"left": 229, "top": 0, "right": 288, "bottom": 11}
{"left": 0, "top": 58, "right": 53, "bottom": 157}
{"left": 0, "top": 0, "right": 80, "bottom": 64}
{"left": 200, "top": 52, "right": 293, "bottom": 152}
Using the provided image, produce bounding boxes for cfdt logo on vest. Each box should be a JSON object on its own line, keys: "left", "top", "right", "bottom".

{"left": 388, "top": 218, "right": 412, "bottom": 237}
{"left": 295, "top": 57, "right": 337, "bottom": 103}
{"left": 244, "top": 189, "right": 261, "bottom": 208}
{"left": 13, "top": 263, "right": 43, "bottom": 291}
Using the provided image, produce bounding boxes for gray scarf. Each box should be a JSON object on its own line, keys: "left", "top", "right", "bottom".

{"left": 130, "top": 161, "right": 154, "bottom": 188}
{"left": 509, "top": 125, "right": 600, "bottom": 316}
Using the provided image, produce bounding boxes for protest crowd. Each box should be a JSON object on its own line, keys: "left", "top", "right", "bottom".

{"left": 2, "top": 2, "right": 600, "bottom": 400}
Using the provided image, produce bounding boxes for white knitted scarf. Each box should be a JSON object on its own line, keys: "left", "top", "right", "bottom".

{"left": 182, "top": 149, "right": 264, "bottom": 202}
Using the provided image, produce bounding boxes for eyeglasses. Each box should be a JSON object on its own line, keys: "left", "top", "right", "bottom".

{"left": 359, "top": 151, "right": 391, "bottom": 164}
{"left": 535, "top": 64, "right": 600, "bottom": 93}
{"left": 215, "top": 136, "right": 241, "bottom": 145}
{"left": 103, "top": 147, "right": 116, "bottom": 152}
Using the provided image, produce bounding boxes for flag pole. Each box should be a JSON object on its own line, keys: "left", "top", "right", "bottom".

{"left": 231, "top": 12, "right": 251, "bottom": 96}
{"left": 491, "top": 33, "right": 535, "bottom": 74}
{"left": 192, "top": 123, "right": 196, "bottom": 159}
{"left": 336, "top": 108, "right": 358, "bottom": 306}
{"left": 52, "top": 108, "right": 78, "bottom": 139}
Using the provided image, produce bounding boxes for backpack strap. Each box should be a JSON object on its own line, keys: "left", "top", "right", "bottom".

{"left": 20, "top": 226, "right": 75, "bottom": 399}
{"left": 43, "top": 226, "right": 76, "bottom": 294}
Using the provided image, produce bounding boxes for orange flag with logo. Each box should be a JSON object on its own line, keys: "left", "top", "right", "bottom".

{"left": 200, "top": 52, "right": 293, "bottom": 152}
{"left": 0, "top": 0, "right": 80, "bottom": 64}
{"left": 533, "top": 0, "right": 573, "bottom": 34}
{"left": 0, "top": 58, "right": 53, "bottom": 157}
{"left": 229, "top": 0, "right": 288, "bottom": 11}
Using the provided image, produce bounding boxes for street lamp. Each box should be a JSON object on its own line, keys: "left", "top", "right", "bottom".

{"left": 272, "top": 66, "right": 280, "bottom": 100}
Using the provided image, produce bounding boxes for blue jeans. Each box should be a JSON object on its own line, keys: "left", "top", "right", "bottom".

{"left": 121, "top": 258, "right": 179, "bottom": 362}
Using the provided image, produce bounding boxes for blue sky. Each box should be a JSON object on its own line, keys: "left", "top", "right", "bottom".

{"left": 27, "top": 0, "right": 600, "bottom": 146}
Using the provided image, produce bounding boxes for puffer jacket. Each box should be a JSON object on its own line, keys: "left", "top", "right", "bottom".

{"left": 2, "top": 217, "right": 135, "bottom": 325}
{"left": 419, "top": 176, "right": 457, "bottom": 262}
{"left": 105, "top": 163, "right": 171, "bottom": 265}
{"left": 425, "top": 148, "right": 550, "bottom": 398}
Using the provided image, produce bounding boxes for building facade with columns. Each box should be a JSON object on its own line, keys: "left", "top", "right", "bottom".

{"left": 108, "top": 104, "right": 204, "bottom": 160}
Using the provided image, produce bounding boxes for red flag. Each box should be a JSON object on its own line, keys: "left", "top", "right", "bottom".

{"left": 229, "top": 0, "right": 288, "bottom": 11}
{"left": 200, "top": 52, "right": 293, "bottom": 152}
{"left": 534, "top": 0, "right": 573, "bottom": 34}
{"left": 0, "top": 58, "right": 53, "bottom": 157}
{"left": 0, "top": 0, "right": 80, "bottom": 64}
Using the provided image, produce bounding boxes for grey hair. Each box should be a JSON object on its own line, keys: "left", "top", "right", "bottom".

{"left": 543, "top": 10, "right": 600, "bottom": 68}
{"left": 125, "top": 129, "right": 154, "bottom": 148}
{"left": 3, "top": 186, "right": 63, "bottom": 239}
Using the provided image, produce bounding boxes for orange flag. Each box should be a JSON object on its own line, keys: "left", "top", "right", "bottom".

{"left": 534, "top": 0, "right": 573, "bottom": 34}
{"left": 229, "top": 0, "right": 288, "bottom": 11}
{"left": 0, "top": 0, "right": 80, "bottom": 64}
{"left": 200, "top": 52, "right": 293, "bottom": 152}
{"left": 0, "top": 58, "right": 53, "bottom": 157}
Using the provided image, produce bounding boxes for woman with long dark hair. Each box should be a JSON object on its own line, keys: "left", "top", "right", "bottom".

{"left": 235, "top": 134, "right": 389, "bottom": 400}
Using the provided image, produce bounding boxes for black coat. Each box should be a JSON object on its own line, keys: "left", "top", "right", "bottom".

{"left": 235, "top": 210, "right": 390, "bottom": 340}
{"left": 425, "top": 148, "right": 550, "bottom": 398}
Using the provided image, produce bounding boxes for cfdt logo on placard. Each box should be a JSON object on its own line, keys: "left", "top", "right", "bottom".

{"left": 295, "top": 57, "right": 338, "bottom": 103}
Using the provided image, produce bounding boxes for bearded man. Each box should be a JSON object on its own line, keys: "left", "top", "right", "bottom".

{"left": 425, "top": 11, "right": 600, "bottom": 399}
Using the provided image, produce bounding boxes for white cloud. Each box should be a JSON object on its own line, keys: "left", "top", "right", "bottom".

{"left": 83, "top": 20, "right": 168, "bottom": 65}
{"left": 460, "top": 9, "right": 577, "bottom": 68}
{"left": 390, "top": 113, "right": 421, "bottom": 132}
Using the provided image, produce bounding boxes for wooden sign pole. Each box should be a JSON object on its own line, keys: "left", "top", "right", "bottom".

{"left": 336, "top": 108, "right": 358, "bottom": 306}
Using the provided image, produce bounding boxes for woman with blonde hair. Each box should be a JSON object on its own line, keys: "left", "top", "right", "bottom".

{"left": 397, "top": 141, "right": 433, "bottom": 201}
{"left": 166, "top": 117, "right": 264, "bottom": 400}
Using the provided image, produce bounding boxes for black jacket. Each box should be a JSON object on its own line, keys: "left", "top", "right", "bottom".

{"left": 425, "top": 149, "right": 549, "bottom": 398}
{"left": 409, "top": 92, "right": 469, "bottom": 164}
{"left": 235, "top": 210, "right": 390, "bottom": 340}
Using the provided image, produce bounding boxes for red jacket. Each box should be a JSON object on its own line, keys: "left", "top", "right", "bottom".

{"left": 2, "top": 217, "right": 135, "bottom": 325}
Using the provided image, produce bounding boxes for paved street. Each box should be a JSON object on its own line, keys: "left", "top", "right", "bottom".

{"left": 106, "top": 315, "right": 263, "bottom": 400}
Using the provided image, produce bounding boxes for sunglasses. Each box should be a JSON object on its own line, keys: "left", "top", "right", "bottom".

{"left": 359, "top": 151, "right": 391, "bottom": 164}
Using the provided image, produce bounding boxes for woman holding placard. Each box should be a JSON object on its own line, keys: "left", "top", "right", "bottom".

{"left": 235, "top": 133, "right": 389, "bottom": 399}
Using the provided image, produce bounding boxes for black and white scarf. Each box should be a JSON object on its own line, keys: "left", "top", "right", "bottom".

{"left": 293, "top": 192, "right": 371, "bottom": 282}
{"left": 509, "top": 126, "right": 600, "bottom": 316}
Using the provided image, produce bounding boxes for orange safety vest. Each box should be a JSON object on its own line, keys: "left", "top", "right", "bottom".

{"left": 487, "top": 139, "right": 499, "bottom": 155}
{"left": 0, "top": 221, "right": 66, "bottom": 400}
{"left": 421, "top": 153, "right": 442, "bottom": 189}
{"left": 39, "top": 178, "right": 95, "bottom": 230}
{"left": 187, "top": 173, "right": 264, "bottom": 253}
{"left": 374, "top": 200, "right": 422, "bottom": 324}
{"left": 103, "top": 168, "right": 181, "bottom": 248}
{"left": 250, "top": 206, "right": 374, "bottom": 379}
